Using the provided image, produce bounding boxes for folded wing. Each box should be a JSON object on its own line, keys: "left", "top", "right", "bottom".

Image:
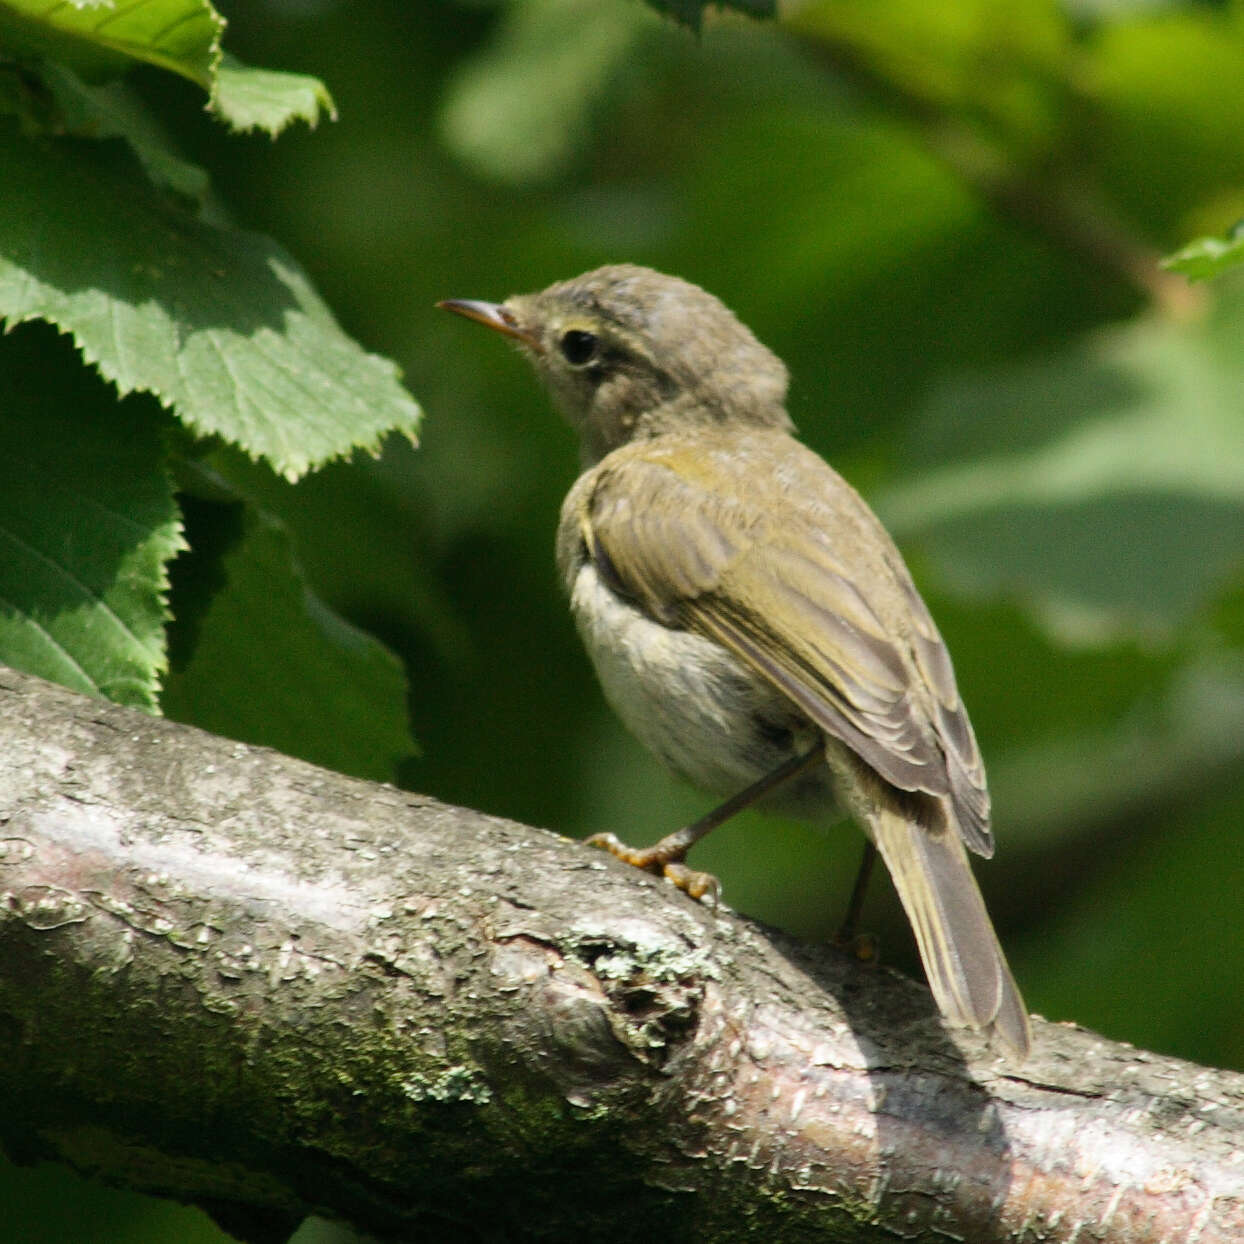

{"left": 577, "top": 437, "right": 992, "bottom": 855}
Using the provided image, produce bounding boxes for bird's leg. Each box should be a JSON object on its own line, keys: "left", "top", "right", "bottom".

{"left": 834, "top": 840, "right": 879, "bottom": 963}
{"left": 586, "top": 746, "right": 824, "bottom": 902}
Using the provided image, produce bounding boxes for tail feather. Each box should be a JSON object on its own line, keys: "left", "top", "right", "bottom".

{"left": 869, "top": 807, "right": 1030, "bottom": 1059}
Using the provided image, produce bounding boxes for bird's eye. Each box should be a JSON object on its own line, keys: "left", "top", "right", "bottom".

{"left": 559, "top": 329, "right": 599, "bottom": 366}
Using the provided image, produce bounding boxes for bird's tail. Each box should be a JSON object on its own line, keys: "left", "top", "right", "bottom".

{"left": 868, "top": 806, "right": 1030, "bottom": 1059}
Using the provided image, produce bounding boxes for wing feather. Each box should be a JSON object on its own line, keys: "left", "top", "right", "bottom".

{"left": 578, "top": 436, "right": 992, "bottom": 853}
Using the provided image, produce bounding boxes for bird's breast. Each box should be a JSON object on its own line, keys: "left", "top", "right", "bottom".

{"left": 568, "top": 560, "right": 832, "bottom": 814}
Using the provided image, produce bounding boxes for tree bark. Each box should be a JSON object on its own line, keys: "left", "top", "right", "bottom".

{"left": 1, "top": 666, "right": 1241, "bottom": 1243}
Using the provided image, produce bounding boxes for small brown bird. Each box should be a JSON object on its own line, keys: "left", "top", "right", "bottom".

{"left": 440, "top": 265, "right": 1030, "bottom": 1058}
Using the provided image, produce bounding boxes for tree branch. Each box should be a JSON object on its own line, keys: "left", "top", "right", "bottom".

{"left": 1, "top": 666, "right": 1241, "bottom": 1242}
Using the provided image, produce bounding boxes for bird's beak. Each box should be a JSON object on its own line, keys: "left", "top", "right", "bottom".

{"left": 437, "top": 299, "right": 543, "bottom": 352}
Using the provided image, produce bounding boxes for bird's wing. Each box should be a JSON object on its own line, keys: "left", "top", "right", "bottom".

{"left": 574, "top": 438, "right": 991, "bottom": 854}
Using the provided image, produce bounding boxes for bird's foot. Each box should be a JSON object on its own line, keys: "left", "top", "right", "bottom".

{"left": 832, "top": 926, "right": 880, "bottom": 966}
{"left": 832, "top": 840, "right": 879, "bottom": 964}
{"left": 584, "top": 832, "right": 721, "bottom": 905}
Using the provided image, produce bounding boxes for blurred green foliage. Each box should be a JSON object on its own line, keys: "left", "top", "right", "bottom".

{"left": 1164, "top": 225, "right": 1244, "bottom": 281}
{"left": 3, "top": 0, "right": 1244, "bottom": 1238}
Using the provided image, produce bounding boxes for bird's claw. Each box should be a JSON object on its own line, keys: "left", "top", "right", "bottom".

{"left": 584, "top": 832, "right": 721, "bottom": 905}
{"left": 833, "top": 928, "right": 880, "bottom": 966}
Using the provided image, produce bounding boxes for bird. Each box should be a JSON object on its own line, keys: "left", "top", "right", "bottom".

{"left": 439, "top": 264, "right": 1030, "bottom": 1058}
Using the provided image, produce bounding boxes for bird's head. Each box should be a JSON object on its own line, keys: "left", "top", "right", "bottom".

{"left": 440, "top": 264, "right": 791, "bottom": 464}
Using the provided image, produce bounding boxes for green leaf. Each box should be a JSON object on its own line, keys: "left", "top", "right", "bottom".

{"left": 0, "top": 325, "right": 184, "bottom": 710}
{"left": 0, "top": 0, "right": 220, "bottom": 86}
{"left": 162, "top": 494, "right": 416, "bottom": 785}
{"left": 1161, "top": 229, "right": 1244, "bottom": 283}
{"left": 0, "top": 2, "right": 334, "bottom": 135}
{"left": 37, "top": 61, "right": 211, "bottom": 201}
{"left": 210, "top": 53, "right": 337, "bottom": 136}
{"left": 879, "top": 286, "right": 1244, "bottom": 644}
{"left": 0, "top": 119, "right": 421, "bottom": 479}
